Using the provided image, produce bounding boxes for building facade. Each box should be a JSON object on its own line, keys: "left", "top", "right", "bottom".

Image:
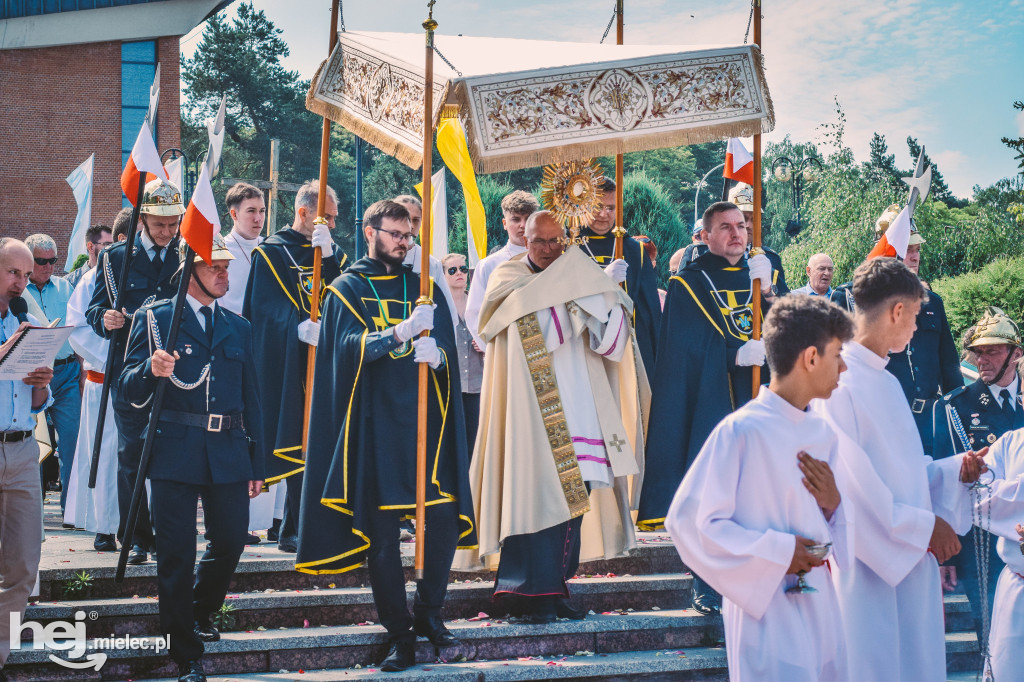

{"left": 0, "top": 0, "right": 229, "bottom": 266}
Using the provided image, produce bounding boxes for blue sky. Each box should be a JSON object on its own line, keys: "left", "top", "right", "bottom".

{"left": 182, "top": 0, "right": 1024, "bottom": 198}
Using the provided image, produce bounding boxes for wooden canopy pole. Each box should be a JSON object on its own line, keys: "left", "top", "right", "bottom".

{"left": 415, "top": 1, "right": 438, "bottom": 580}
{"left": 612, "top": 0, "right": 626, "bottom": 263}
{"left": 750, "top": 0, "right": 763, "bottom": 396}
{"left": 302, "top": 0, "right": 341, "bottom": 456}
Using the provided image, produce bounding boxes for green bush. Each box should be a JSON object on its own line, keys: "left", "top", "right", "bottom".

{"left": 447, "top": 175, "right": 515, "bottom": 256}
{"left": 619, "top": 171, "right": 687, "bottom": 286}
{"left": 930, "top": 256, "right": 1024, "bottom": 345}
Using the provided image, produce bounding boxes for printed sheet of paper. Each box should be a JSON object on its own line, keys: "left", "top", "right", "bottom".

{"left": 0, "top": 325, "right": 75, "bottom": 380}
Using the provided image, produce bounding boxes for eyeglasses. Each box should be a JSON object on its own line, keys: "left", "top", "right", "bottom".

{"left": 34, "top": 257, "right": 57, "bottom": 266}
{"left": 528, "top": 238, "right": 563, "bottom": 247}
{"left": 446, "top": 265, "right": 469, "bottom": 275}
{"left": 372, "top": 226, "right": 416, "bottom": 244}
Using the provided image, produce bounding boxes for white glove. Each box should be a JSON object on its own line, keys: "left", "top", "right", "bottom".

{"left": 747, "top": 253, "right": 772, "bottom": 287}
{"left": 735, "top": 339, "right": 766, "bottom": 367}
{"left": 605, "top": 258, "right": 628, "bottom": 284}
{"left": 394, "top": 304, "right": 434, "bottom": 343}
{"left": 297, "top": 319, "right": 320, "bottom": 346}
{"left": 311, "top": 222, "right": 334, "bottom": 257}
{"left": 413, "top": 336, "right": 442, "bottom": 368}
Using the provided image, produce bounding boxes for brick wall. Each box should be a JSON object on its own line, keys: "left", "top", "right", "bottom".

{"left": 0, "top": 37, "right": 181, "bottom": 268}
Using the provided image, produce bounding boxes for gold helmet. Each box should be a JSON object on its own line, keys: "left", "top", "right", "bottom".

{"left": 177, "top": 234, "right": 235, "bottom": 265}
{"left": 874, "top": 203, "right": 927, "bottom": 245}
{"left": 874, "top": 204, "right": 900, "bottom": 240}
{"left": 727, "top": 183, "right": 754, "bottom": 212}
{"left": 966, "top": 307, "right": 1021, "bottom": 349}
{"left": 141, "top": 178, "right": 186, "bottom": 216}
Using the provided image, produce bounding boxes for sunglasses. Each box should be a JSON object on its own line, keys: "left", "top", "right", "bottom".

{"left": 34, "top": 257, "right": 58, "bottom": 266}
{"left": 446, "top": 265, "right": 469, "bottom": 275}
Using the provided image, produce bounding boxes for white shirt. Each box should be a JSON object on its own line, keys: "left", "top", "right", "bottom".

{"left": 989, "top": 375, "right": 1020, "bottom": 410}
{"left": 465, "top": 242, "right": 527, "bottom": 349}
{"left": 139, "top": 229, "right": 167, "bottom": 264}
{"left": 185, "top": 296, "right": 217, "bottom": 332}
{"left": 221, "top": 229, "right": 262, "bottom": 314}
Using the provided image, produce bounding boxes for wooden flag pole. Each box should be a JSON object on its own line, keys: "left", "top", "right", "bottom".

{"left": 750, "top": 0, "right": 763, "bottom": 396}
{"left": 612, "top": 0, "right": 626, "bottom": 263}
{"left": 302, "top": 0, "right": 341, "bottom": 457}
{"left": 415, "top": 1, "right": 438, "bottom": 580}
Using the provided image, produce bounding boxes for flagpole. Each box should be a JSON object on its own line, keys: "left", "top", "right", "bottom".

{"left": 302, "top": 0, "right": 341, "bottom": 458}
{"left": 115, "top": 249, "right": 195, "bottom": 581}
{"left": 414, "top": 1, "right": 438, "bottom": 581}
{"left": 750, "top": 0, "right": 763, "bottom": 397}
{"left": 87, "top": 175, "right": 146, "bottom": 489}
{"left": 612, "top": 0, "right": 626, "bottom": 264}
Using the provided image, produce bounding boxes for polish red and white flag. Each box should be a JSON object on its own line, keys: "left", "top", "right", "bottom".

{"left": 723, "top": 138, "right": 754, "bottom": 186}
{"left": 180, "top": 97, "right": 226, "bottom": 264}
{"left": 120, "top": 118, "right": 168, "bottom": 204}
{"left": 867, "top": 205, "right": 912, "bottom": 260}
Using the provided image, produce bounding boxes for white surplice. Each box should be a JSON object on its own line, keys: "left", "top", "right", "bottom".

{"left": 814, "top": 341, "right": 972, "bottom": 682}
{"left": 971, "top": 428, "right": 1024, "bottom": 682}
{"left": 536, "top": 295, "right": 629, "bottom": 490}
{"left": 63, "top": 267, "right": 119, "bottom": 534}
{"left": 221, "top": 229, "right": 261, "bottom": 315}
{"left": 667, "top": 388, "right": 850, "bottom": 681}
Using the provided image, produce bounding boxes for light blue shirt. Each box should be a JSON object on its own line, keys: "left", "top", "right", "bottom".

{"left": 792, "top": 284, "right": 833, "bottom": 298}
{"left": 0, "top": 308, "right": 52, "bottom": 431}
{"left": 25, "top": 277, "right": 75, "bottom": 359}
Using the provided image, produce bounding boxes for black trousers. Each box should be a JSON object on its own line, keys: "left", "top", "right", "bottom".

{"left": 364, "top": 501, "right": 458, "bottom": 639}
{"left": 113, "top": 400, "right": 154, "bottom": 548}
{"left": 493, "top": 515, "right": 583, "bottom": 608}
{"left": 462, "top": 392, "right": 481, "bottom": 453}
{"left": 279, "top": 471, "right": 303, "bottom": 543}
{"left": 150, "top": 478, "right": 248, "bottom": 664}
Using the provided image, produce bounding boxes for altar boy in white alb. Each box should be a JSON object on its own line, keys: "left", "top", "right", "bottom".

{"left": 666, "top": 295, "right": 854, "bottom": 681}
{"left": 970, "top": 429, "right": 1024, "bottom": 681}
{"left": 814, "top": 257, "right": 987, "bottom": 681}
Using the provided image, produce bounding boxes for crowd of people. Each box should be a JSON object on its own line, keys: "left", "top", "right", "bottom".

{"left": 1, "top": 175, "right": 1023, "bottom": 682}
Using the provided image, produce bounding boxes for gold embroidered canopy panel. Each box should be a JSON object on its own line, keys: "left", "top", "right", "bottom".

{"left": 307, "top": 31, "right": 775, "bottom": 174}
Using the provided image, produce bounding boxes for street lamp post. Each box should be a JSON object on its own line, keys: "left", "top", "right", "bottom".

{"left": 160, "top": 147, "right": 206, "bottom": 204}
{"left": 770, "top": 155, "right": 822, "bottom": 237}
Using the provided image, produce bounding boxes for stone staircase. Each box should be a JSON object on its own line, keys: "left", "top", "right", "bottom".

{"left": 6, "top": 506, "right": 983, "bottom": 681}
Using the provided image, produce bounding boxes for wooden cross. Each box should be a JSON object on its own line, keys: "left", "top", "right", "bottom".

{"left": 220, "top": 139, "right": 303, "bottom": 235}
{"left": 607, "top": 434, "right": 626, "bottom": 453}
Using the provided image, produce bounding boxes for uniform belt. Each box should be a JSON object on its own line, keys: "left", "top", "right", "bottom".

{"left": 160, "top": 410, "right": 244, "bottom": 433}
{"left": 86, "top": 370, "right": 105, "bottom": 384}
{"left": 911, "top": 398, "right": 927, "bottom": 413}
{"left": 1, "top": 430, "right": 33, "bottom": 443}
{"left": 53, "top": 356, "right": 78, "bottom": 367}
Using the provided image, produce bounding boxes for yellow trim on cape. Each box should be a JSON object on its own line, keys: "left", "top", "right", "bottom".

{"left": 636, "top": 517, "right": 666, "bottom": 532}
{"left": 252, "top": 247, "right": 300, "bottom": 311}
{"left": 673, "top": 276, "right": 725, "bottom": 338}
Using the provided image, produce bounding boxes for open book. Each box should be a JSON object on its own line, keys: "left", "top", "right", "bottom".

{"left": 0, "top": 319, "right": 74, "bottom": 381}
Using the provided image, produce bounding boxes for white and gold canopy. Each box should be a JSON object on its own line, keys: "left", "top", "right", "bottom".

{"left": 307, "top": 31, "right": 775, "bottom": 174}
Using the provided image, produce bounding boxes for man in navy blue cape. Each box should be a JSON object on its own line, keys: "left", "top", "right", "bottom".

{"left": 242, "top": 181, "right": 345, "bottom": 552}
{"left": 636, "top": 201, "right": 772, "bottom": 613}
{"left": 296, "top": 200, "right": 476, "bottom": 673}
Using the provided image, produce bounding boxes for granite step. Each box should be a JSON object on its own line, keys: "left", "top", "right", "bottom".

{"left": 35, "top": 534, "right": 684, "bottom": 600}
{"left": 5, "top": 611, "right": 980, "bottom": 682}
{"left": 6, "top": 609, "right": 725, "bottom": 681}
{"left": 148, "top": 648, "right": 732, "bottom": 681}
{"left": 25, "top": 574, "right": 692, "bottom": 635}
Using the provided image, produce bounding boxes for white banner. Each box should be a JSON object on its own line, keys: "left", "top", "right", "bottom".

{"left": 64, "top": 154, "right": 95, "bottom": 272}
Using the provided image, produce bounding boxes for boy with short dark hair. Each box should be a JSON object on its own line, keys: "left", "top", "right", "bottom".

{"left": 666, "top": 295, "right": 854, "bottom": 680}
{"left": 815, "top": 256, "right": 986, "bottom": 681}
